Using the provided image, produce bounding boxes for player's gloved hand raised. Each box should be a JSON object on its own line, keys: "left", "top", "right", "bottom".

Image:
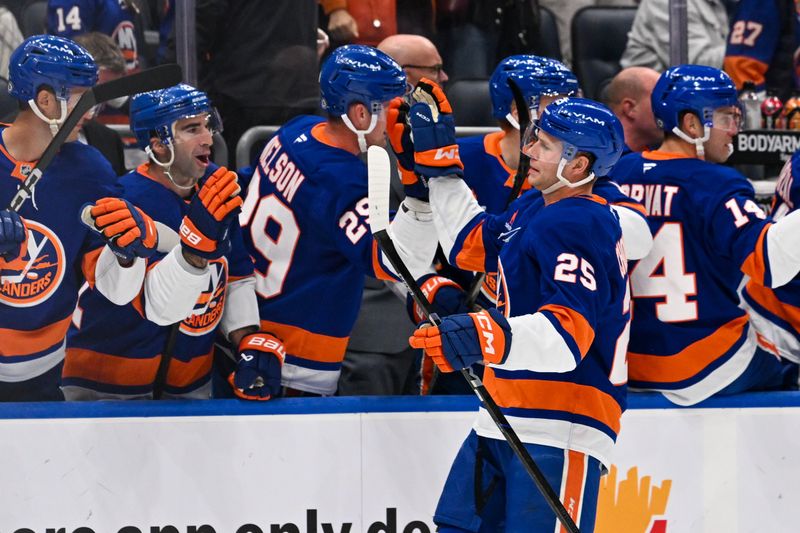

{"left": 180, "top": 167, "right": 242, "bottom": 259}
{"left": 409, "top": 308, "right": 511, "bottom": 372}
{"left": 228, "top": 332, "right": 285, "bottom": 400}
{"left": 387, "top": 96, "right": 429, "bottom": 201}
{"left": 406, "top": 273, "right": 470, "bottom": 324}
{"left": 81, "top": 198, "right": 158, "bottom": 262}
{"left": 409, "top": 77, "right": 464, "bottom": 180}
{"left": 0, "top": 209, "right": 27, "bottom": 262}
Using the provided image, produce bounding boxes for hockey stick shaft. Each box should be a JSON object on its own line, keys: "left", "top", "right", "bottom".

{"left": 463, "top": 78, "right": 531, "bottom": 309}
{"left": 367, "top": 147, "right": 579, "bottom": 533}
{"left": 8, "top": 64, "right": 183, "bottom": 212}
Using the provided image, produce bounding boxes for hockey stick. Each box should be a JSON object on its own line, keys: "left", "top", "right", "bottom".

{"left": 463, "top": 77, "right": 531, "bottom": 309}
{"left": 367, "top": 146, "right": 580, "bottom": 533}
{"left": 8, "top": 63, "right": 183, "bottom": 212}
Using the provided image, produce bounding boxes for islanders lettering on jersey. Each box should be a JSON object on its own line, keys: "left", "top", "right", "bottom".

{"left": 257, "top": 136, "right": 306, "bottom": 204}
{"left": 181, "top": 259, "right": 228, "bottom": 336}
{"left": 618, "top": 183, "right": 680, "bottom": 217}
{"left": 0, "top": 220, "right": 65, "bottom": 308}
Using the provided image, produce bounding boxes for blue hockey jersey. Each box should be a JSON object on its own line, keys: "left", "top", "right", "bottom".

{"left": 48, "top": 0, "right": 140, "bottom": 71}
{"left": 239, "top": 115, "right": 400, "bottom": 395}
{"left": 741, "top": 153, "right": 800, "bottom": 362}
{"left": 611, "top": 150, "right": 777, "bottom": 404}
{"left": 0, "top": 127, "right": 120, "bottom": 381}
{"left": 63, "top": 163, "right": 255, "bottom": 398}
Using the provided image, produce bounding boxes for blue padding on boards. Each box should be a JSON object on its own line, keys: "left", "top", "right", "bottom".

{"left": 1, "top": 391, "right": 799, "bottom": 419}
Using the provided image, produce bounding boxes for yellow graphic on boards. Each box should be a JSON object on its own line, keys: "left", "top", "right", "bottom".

{"left": 595, "top": 466, "right": 672, "bottom": 533}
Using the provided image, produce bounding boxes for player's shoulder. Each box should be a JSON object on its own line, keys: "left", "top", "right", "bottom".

{"left": 278, "top": 115, "right": 363, "bottom": 182}
{"left": 608, "top": 151, "right": 645, "bottom": 181}
{"left": 56, "top": 141, "right": 117, "bottom": 184}
{"left": 535, "top": 194, "right": 615, "bottom": 231}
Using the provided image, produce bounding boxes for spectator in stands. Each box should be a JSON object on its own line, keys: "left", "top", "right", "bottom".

{"left": 602, "top": 66, "right": 663, "bottom": 155}
{"left": 723, "top": 0, "right": 799, "bottom": 99}
{"left": 72, "top": 32, "right": 127, "bottom": 174}
{"left": 621, "top": 0, "right": 729, "bottom": 72}
{"left": 0, "top": 3, "right": 22, "bottom": 79}
{"left": 320, "top": 0, "right": 435, "bottom": 48}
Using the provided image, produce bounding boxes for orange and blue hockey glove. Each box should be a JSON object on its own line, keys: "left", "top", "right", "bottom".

{"left": 409, "top": 308, "right": 512, "bottom": 373}
{"left": 408, "top": 77, "right": 464, "bottom": 180}
{"left": 180, "top": 167, "right": 242, "bottom": 259}
{"left": 228, "top": 332, "right": 285, "bottom": 401}
{"left": 0, "top": 209, "right": 27, "bottom": 263}
{"left": 387, "top": 96, "right": 429, "bottom": 200}
{"left": 82, "top": 197, "right": 158, "bottom": 261}
{"left": 406, "top": 273, "right": 469, "bottom": 324}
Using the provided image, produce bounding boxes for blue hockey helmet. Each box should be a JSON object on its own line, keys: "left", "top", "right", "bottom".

{"left": 651, "top": 64, "right": 739, "bottom": 132}
{"left": 8, "top": 35, "right": 97, "bottom": 102}
{"left": 130, "top": 83, "right": 217, "bottom": 149}
{"left": 319, "top": 44, "right": 407, "bottom": 116}
{"left": 537, "top": 97, "right": 624, "bottom": 178}
{"left": 489, "top": 55, "right": 579, "bottom": 121}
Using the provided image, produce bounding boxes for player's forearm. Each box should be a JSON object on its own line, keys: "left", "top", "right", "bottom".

{"left": 95, "top": 246, "right": 147, "bottom": 305}
{"left": 429, "top": 177, "right": 487, "bottom": 265}
{"left": 492, "top": 312, "right": 579, "bottom": 373}
{"left": 387, "top": 197, "right": 438, "bottom": 279}
{"left": 220, "top": 276, "right": 260, "bottom": 341}
{"left": 144, "top": 246, "right": 210, "bottom": 325}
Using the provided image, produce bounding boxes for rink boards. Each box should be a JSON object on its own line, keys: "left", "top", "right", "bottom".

{"left": 1, "top": 393, "right": 798, "bottom": 533}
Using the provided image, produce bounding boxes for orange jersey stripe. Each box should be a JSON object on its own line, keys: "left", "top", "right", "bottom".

{"left": 723, "top": 56, "right": 768, "bottom": 88}
{"left": 371, "top": 240, "right": 394, "bottom": 281}
{"left": 259, "top": 319, "right": 348, "bottom": 363}
{"left": 455, "top": 224, "right": 486, "bottom": 272}
{"left": 0, "top": 315, "right": 72, "bottom": 357}
{"left": 62, "top": 347, "right": 158, "bottom": 386}
{"left": 81, "top": 247, "right": 103, "bottom": 287}
{"left": 628, "top": 314, "right": 749, "bottom": 383}
{"left": 741, "top": 224, "right": 770, "bottom": 285}
{"left": 484, "top": 370, "right": 622, "bottom": 434}
{"left": 745, "top": 281, "right": 800, "bottom": 334}
{"left": 540, "top": 304, "right": 595, "bottom": 358}
{"left": 166, "top": 349, "right": 213, "bottom": 388}
{"left": 560, "top": 450, "right": 586, "bottom": 533}
{"left": 642, "top": 150, "right": 694, "bottom": 161}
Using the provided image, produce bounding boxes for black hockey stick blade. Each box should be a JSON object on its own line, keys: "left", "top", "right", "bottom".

{"left": 7, "top": 64, "right": 183, "bottom": 212}
{"left": 463, "top": 78, "right": 532, "bottom": 309}
{"left": 366, "top": 147, "right": 580, "bottom": 533}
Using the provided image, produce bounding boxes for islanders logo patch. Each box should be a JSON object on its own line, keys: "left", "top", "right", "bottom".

{"left": 180, "top": 258, "right": 228, "bottom": 337}
{"left": 495, "top": 260, "right": 509, "bottom": 317}
{"left": 0, "top": 220, "right": 65, "bottom": 308}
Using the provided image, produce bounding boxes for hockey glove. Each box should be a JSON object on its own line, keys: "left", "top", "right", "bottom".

{"left": 82, "top": 198, "right": 158, "bottom": 262}
{"left": 228, "top": 332, "right": 285, "bottom": 401}
{"left": 387, "top": 96, "right": 429, "bottom": 201}
{"left": 409, "top": 77, "right": 464, "bottom": 179}
{"left": 180, "top": 167, "right": 242, "bottom": 259}
{"left": 409, "top": 308, "right": 511, "bottom": 372}
{"left": 407, "top": 274, "right": 470, "bottom": 324}
{"left": 0, "top": 209, "right": 27, "bottom": 263}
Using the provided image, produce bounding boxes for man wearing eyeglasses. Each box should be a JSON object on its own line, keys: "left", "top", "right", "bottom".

{"left": 378, "top": 34, "right": 449, "bottom": 87}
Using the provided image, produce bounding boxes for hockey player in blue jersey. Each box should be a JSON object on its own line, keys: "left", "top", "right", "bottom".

{"left": 610, "top": 64, "right": 800, "bottom": 405}
{"left": 740, "top": 152, "right": 800, "bottom": 364}
{"left": 0, "top": 35, "right": 162, "bottom": 401}
{"left": 238, "top": 45, "right": 439, "bottom": 396}
{"left": 63, "top": 84, "right": 285, "bottom": 400}
{"left": 48, "top": 0, "right": 142, "bottom": 73}
{"left": 406, "top": 88, "right": 632, "bottom": 531}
